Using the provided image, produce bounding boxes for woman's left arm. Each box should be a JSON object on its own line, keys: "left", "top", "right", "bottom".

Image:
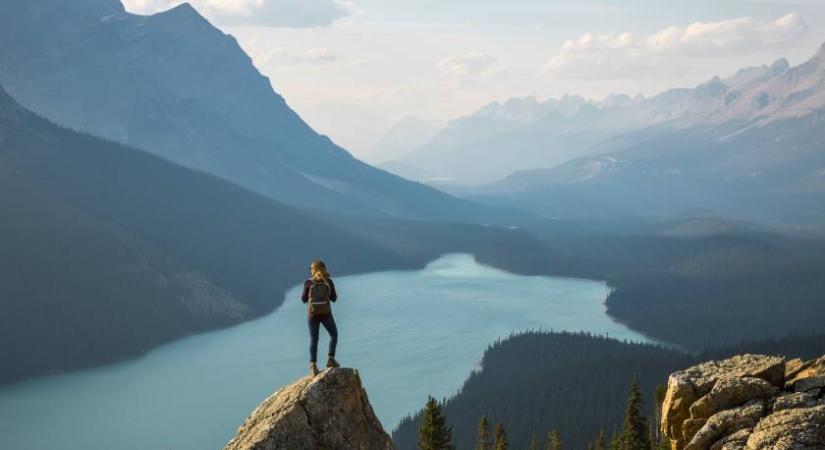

{"left": 329, "top": 279, "right": 338, "bottom": 302}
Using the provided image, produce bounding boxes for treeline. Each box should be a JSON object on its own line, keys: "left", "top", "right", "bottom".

{"left": 392, "top": 331, "right": 825, "bottom": 450}
{"left": 416, "top": 376, "right": 664, "bottom": 450}
{"left": 604, "top": 234, "right": 825, "bottom": 350}
{"left": 531, "top": 223, "right": 825, "bottom": 351}
{"left": 392, "top": 332, "right": 692, "bottom": 449}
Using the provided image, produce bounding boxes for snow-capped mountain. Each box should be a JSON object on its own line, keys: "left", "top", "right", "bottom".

{"left": 467, "top": 44, "right": 825, "bottom": 223}
{"left": 390, "top": 44, "right": 825, "bottom": 187}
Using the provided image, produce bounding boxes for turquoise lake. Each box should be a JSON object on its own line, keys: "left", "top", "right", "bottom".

{"left": 0, "top": 254, "right": 654, "bottom": 450}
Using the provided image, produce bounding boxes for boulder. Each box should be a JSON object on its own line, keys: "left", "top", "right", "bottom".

{"left": 772, "top": 392, "right": 824, "bottom": 412}
{"left": 661, "top": 354, "right": 785, "bottom": 448}
{"left": 709, "top": 428, "right": 751, "bottom": 450}
{"left": 684, "top": 400, "right": 765, "bottom": 450}
{"left": 662, "top": 354, "right": 825, "bottom": 450}
{"left": 688, "top": 377, "right": 778, "bottom": 420}
{"left": 745, "top": 405, "right": 825, "bottom": 450}
{"left": 223, "top": 368, "right": 394, "bottom": 450}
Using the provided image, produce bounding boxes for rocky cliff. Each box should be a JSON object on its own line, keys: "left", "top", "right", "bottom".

{"left": 662, "top": 354, "right": 825, "bottom": 450}
{"left": 223, "top": 368, "right": 394, "bottom": 450}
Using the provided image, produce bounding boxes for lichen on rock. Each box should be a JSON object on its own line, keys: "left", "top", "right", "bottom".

{"left": 662, "top": 353, "right": 825, "bottom": 450}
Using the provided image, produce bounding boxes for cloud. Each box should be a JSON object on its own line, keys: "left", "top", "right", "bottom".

{"left": 252, "top": 46, "right": 338, "bottom": 66}
{"left": 543, "top": 13, "right": 808, "bottom": 80}
{"left": 437, "top": 52, "right": 508, "bottom": 85}
{"left": 121, "top": 0, "right": 352, "bottom": 28}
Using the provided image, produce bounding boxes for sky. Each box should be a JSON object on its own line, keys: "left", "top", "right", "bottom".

{"left": 121, "top": 0, "right": 825, "bottom": 159}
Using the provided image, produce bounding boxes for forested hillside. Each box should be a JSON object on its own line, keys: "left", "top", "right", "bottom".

{"left": 528, "top": 222, "right": 825, "bottom": 350}
{"left": 392, "top": 331, "right": 825, "bottom": 450}
{"left": 393, "top": 332, "right": 692, "bottom": 450}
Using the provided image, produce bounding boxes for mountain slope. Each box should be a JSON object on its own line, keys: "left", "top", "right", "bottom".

{"left": 398, "top": 45, "right": 825, "bottom": 189}
{"left": 0, "top": 83, "right": 414, "bottom": 384}
{"left": 0, "top": 0, "right": 507, "bottom": 222}
{"left": 390, "top": 95, "right": 605, "bottom": 185}
{"left": 469, "top": 44, "right": 825, "bottom": 222}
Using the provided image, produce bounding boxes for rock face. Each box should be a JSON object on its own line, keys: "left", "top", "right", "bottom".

{"left": 224, "top": 368, "right": 394, "bottom": 450}
{"left": 662, "top": 354, "right": 825, "bottom": 450}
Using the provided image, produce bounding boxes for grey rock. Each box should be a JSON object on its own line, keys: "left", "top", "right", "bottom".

{"left": 223, "top": 368, "right": 394, "bottom": 450}
{"left": 685, "top": 400, "right": 766, "bottom": 450}
{"left": 690, "top": 377, "right": 778, "bottom": 420}
{"left": 772, "top": 392, "right": 824, "bottom": 412}
{"left": 795, "top": 377, "right": 825, "bottom": 393}
{"left": 710, "top": 428, "right": 751, "bottom": 450}
{"left": 662, "top": 354, "right": 785, "bottom": 448}
{"left": 745, "top": 405, "right": 825, "bottom": 450}
{"left": 663, "top": 353, "right": 825, "bottom": 450}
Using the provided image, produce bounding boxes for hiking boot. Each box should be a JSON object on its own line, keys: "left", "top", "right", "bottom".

{"left": 310, "top": 362, "right": 320, "bottom": 376}
{"left": 326, "top": 357, "right": 340, "bottom": 369}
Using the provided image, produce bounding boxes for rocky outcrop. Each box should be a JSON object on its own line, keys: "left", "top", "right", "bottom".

{"left": 223, "top": 368, "right": 394, "bottom": 450}
{"left": 662, "top": 354, "right": 825, "bottom": 450}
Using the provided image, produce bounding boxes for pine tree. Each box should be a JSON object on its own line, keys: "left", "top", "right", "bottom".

{"left": 595, "top": 429, "right": 607, "bottom": 450}
{"left": 418, "top": 396, "right": 455, "bottom": 450}
{"left": 619, "top": 377, "right": 652, "bottom": 450}
{"left": 476, "top": 415, "right": 491, "bottom": 450}
{"left": 529, "top": 434, "right": 540, "bottom": 450}
{"left": 545, "top": 430, "right": 563, "bottom": 450}
{"left": 609, "top": 429, "right": 620, "bottom": 450}
{"left": 653, "top": 384, "right": 668, "bottom": 449}
{"left": 493, "top": 422, "right": 509, "bottom": 450}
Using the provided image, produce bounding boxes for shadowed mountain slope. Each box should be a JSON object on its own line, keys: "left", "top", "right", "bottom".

{"left": 0, "top": 0, "right": 513, "bottom": 223}
{"left": 0, "top": 83, "right": 412, "bottom": 384}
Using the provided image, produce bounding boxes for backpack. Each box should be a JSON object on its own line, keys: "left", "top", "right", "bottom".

{"left": 308, "top": 279, "right": 332, "bottom": 315}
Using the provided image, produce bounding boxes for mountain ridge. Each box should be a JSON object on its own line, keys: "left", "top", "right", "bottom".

{"left": 386, "top": 42, "right": 825, "bottom": 187}
{"left": 0, "top": 0, "right": 518, "bottom": 223}
{"left": 0, "top": 80, "right": 419, "bottom": 384}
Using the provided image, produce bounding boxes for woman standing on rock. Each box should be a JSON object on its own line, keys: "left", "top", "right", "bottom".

{"left": 301, "top": 259, "right": 340, "bottom": 376}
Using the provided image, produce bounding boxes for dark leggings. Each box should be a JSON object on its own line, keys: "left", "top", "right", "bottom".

{"left": 308, "top": 314, "right": 338, "bottom": 363}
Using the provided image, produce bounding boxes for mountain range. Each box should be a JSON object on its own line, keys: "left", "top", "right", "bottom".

{"left": 375, "top": 44, "right": 825, "bottom": 223}
{"left": 382, "top": 45, "right": 825, "bottom": 209}
{"left": 0, "top": 0, "right": 514, "bottom": 223}
{"left": 471, "top": 44, "right": 825, "bottom": 222}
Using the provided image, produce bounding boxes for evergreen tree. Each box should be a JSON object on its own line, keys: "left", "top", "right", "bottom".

{"left": 653, "top": 384, "right": 668, "bottom": 447}
{"left": 595, "top": 429, "right": 607, "bottom": 450}
{"left": 619, "top": 377, "right": 652, "bottom": 450}
{"left": 545, "top": 430, "right": 563, "bottom": 450}
{"left": 529, "top": 434, "right": 540, "bottom": 450}
{"left": 476, "top": 415, "right": 491, "bottom": 450}
{"left": 493, "top": 422, "right": 509, "bottom": 450}
{"left": 608, "top": 429, "right": 620, "bottom": 450}
{"left": 418, "top": 396, "right": 454, "bottom": 450}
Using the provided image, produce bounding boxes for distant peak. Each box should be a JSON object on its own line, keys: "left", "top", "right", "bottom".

{"left": 165, "top": 2, "right": 198, "bottom": 15}
{"left": 815, "top": 41, "right": 825, "bottom": 60}
{"left": 150, "top": 2, "right": 211, "bottom": 27}
{"left": 770, "top": 58, "right": 790, "bottom": 71}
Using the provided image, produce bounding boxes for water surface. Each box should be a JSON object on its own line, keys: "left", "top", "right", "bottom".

{"left": 0, "top": 254, "right": 652, "bottom": 450}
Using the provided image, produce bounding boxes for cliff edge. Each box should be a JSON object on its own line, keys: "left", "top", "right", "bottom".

{"left": 223, "top": 368, "right": 394, "bottom": 450}
{"left": 662, "top": 353, "right": 825, "bottom": 450}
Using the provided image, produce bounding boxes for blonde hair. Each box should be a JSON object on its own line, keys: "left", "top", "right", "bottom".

{"left": 310, "top": 260, "right": 331, "bottom": 283}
